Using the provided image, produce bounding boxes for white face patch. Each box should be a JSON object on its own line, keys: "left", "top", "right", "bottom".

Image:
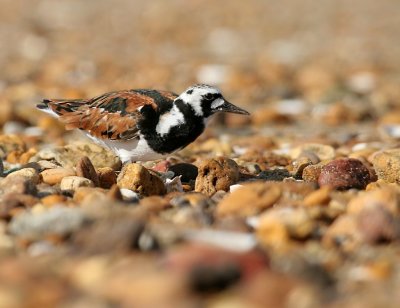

{"left": 179, "top": 86, "right": 220, "bottom": 117}
{"left": 211, "top": 98, "right": 225, "bottom": 110}
{"left": 156, "top": 105, "right": 185, "bottom": 136}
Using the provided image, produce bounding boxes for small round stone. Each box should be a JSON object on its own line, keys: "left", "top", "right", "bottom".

{"left": 195, "top": 157, "right": 240, "bottom": 196}
{"left": 372, "top": 149, "right": 400, "bottom": 183}
{"left": 168, "top": 163, "right": 198, "bottom": 183}
{"left": 318, "top": 158, "right": 371, "bottom": 190}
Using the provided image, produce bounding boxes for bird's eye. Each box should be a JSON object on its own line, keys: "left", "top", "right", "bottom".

{"left": 204, "top": 93, "right": 213, "bottom": 100}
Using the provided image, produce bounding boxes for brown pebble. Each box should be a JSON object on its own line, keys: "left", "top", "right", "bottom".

{"left": 6, "top": 150, "right": 23, "bottom": 164}
{"left": 152, "top": 160, "right": 171, "bottom": 173}
{"left": 76, "top": 156, "right": 100, "bottom": 187}
{"left": 0, "top": 174, "right": 37, "bottom": 195}
{"left": 139, "top": 196, "right": 171, "bottom": 213}
{"left": 117, "top": 163, "right": 166, "bottom": 196}
{"left": 347, "top": 187, "right": 400, "bottom": 215}
{"left": 256, "top": 216, "right": 290, "bottom": 251}
{"left": 372, "top": 149, "right": 400, "bottom": 184}
{"left": 0, "top": 134, "right": 26, "bottom": 157}
{"left": 217, "top": 182, "right": 281, "bottom": 217}
{"left": 291, "top": 157, "right": 312, "bottom": 178}
{"left": 323, "top": 215, "right": 363, "bottom": 251}
{"left": 302, "top": 163, "right": 323, "bottom": 183}
{"left": 41, "top": 195, "right": 67, "bottom": 207}
{"left": 73, "top": 187, "right": 108, "bottom": 203}
{"left": 19, "top": 148, "right": 37, "bottom": 164}
{"left": 195, "top": 157, "right": 240, "bottom": 196}
{"left": 107, "top": 184, "right": 123, "bottom": 201}
{"left": 97, "top": 167, "right": 117, "bottom": 189}
{"left": 318, "top": 158, "right": 371, "bottom": 190}
{"left": 41, "top": 168, "right": 76, "bottom": 185}
{"left": 357, "top": 207, "right": 400, "bottom": 243}
{"left": 0, "top": 193, "right": 38, "bottom": 219}
{"left": 303, "top": 186, "right": 332, "bottom": 207}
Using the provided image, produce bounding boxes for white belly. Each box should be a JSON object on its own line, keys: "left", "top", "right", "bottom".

{"left": 84, "top": 133, "right": 165, "bottom": 163}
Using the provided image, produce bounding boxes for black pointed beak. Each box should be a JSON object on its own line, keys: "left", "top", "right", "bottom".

{"left": 217, "top": 100, "right": 250, "bottom": 115}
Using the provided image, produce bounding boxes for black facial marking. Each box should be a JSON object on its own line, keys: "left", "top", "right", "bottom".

{"left": 186, "top": 89, "right": 193, "bottom": 95}
{"left": 204, "top": 93, "right": 213, "bottom": 100}
{"left": 201, "top": 93, "right": 222, "bottom": 117}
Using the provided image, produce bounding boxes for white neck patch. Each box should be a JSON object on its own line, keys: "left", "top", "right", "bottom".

{"left": 156, "top": 105, "right": 185, "bottom": 136}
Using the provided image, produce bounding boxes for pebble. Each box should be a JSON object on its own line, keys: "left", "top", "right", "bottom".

{"left": 73, "top": 187, "right": 108, "bottom": 203}
{"left": 0, "top": 174, "right": 37, "bottom": 195}
{"left": 257, "top": 168, "right": 291, "bottom": 181}
{"left": 41, "top": 195, "right": 67, "bottom": 207}
{"left": 151, "top": 160, "right": 170, "bottom": 173}
{"left": 6, "top": 167, "right": 40, "bottom": 184}
{"left": 106, "top": 184, "right": 123, "bottom": 201}
{"left": 8, "top": 206, "right": 88, "bottom": 240}
{"left": 291, "top": 143, "right": 335, "bottom": 161}
{"left": 0, "top": 134, "right": 26, "bottom": 157}
{"left": 322, "top": 215, "right": 363, "bottom": 251}
{"left": 347, "top": 187, "right": 400, "bottom": 215}
{"left": 165, "top": 176, "right": 184, "bottom": 193}
{"left": 168, "top": 163, "right": 198, "bottom": 183}
{"left": 139, "top": 196, "right": 170, "bottom": 214}
{"left": 76, "top": 156, "right": 100, "bottom": 187}
{"left": 97, "top": 167, "right": 117, "bottom": 189}
{"left": 41, "top": 168, "right": 76, "bottom": 185}
{"left": 34, "top": 142, "right": 121, "bottom": 170}
{"left": 60, "top": 176, "right": 94, "bottom": 191}
{"left": 357, "top": 207, "right": 400, "bottom": 244}
{"left": 217, "top": 182, "right": 281, "bottom": 217}
{"left": 164, "top": 243, "right": 267, "bottom": 290}
{"left": 36, "top": 183, "right": 62, "bottom": 198}
{"left": 117, "top": 163, "right": 166, "bottom": 196}
{"left": 170, "top": 193, "right": 212, "bottom": 209}
{"left": 19, "top": 148, "right": 38, "bottom": 165}
{"left": 302, "top": 163, "right": 323, "bottom": 183}
{"left": 257, "top": 207, "right": 315, "bottom": 241}
{"left": 36, "top": 160, "right": 61, "bottom": 170}
{"left": 195, "top": 157, "right": 240, "bottom": 196}
{"left": 72, "top": 217, "right": 147, "bottom": 253}
{"left": 318, "top": 158, "right": 371, "bottom": 190}
{"left": 119, "top": 188, "right": 140, "bottom": 202}
{"left": 0, "top": 193, "right": 38, "bottom": 219}
{"left": 372, "top": 149, "right": 400, "bottom": 183}
{"left": 291, "top": 157, "right": 312, "bottom": 178}
{"left": 303, "top": 186, "right": 332, "bottom": 207}
{"left": 183, "top": 229, "right": 256, "bottom": 252}
{"left": 167, "top": 206, "right": 213, "bottom": 227}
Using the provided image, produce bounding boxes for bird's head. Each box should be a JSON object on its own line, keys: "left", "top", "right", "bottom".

{"left": 177, "top": 84, "right": 249, "bottom": 118}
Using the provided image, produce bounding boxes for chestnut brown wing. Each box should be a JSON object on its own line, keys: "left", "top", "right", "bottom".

{"left": 54, "top": 90, "right": 160, "bottom": 140}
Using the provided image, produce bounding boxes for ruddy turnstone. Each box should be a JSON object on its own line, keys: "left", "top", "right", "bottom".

{"left": 37, "top": 84, "right": 250, "bottom": 162}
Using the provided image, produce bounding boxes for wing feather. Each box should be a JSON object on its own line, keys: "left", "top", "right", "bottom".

{"left": 42, "top": 91, "right": 156, "bottom": 140}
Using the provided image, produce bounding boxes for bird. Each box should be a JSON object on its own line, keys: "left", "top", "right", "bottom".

{"left": 37, "top": 84, "right": 250, "bottom": 163}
